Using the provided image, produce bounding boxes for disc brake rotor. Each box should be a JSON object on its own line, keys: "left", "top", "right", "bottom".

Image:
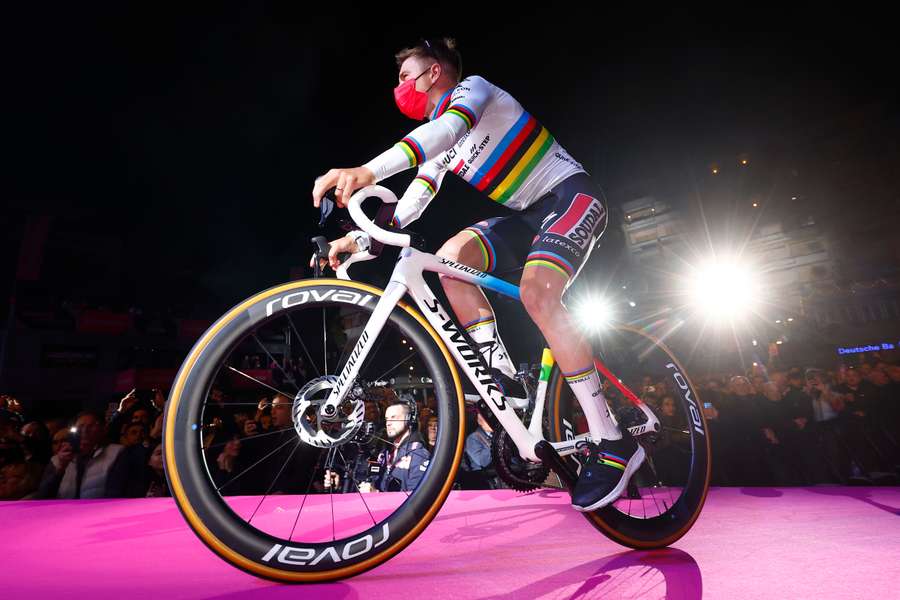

{"left": 292, "top": 376, "right": 364, "bottom": 449}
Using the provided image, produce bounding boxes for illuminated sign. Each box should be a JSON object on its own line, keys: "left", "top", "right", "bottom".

{"left": 837, "top": 342, "right": 897, "bottom": 355}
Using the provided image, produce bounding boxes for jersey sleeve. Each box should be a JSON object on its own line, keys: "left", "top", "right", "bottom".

{"left": 362, "top": 76, "right": 491, "bottom": 182}
{"left": 391, "top": 159, "right": 448, "bottom": 228}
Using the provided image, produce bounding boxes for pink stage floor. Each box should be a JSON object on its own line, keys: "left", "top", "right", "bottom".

{"left": 3, "top": 486, "right": 898, "bottom": 599}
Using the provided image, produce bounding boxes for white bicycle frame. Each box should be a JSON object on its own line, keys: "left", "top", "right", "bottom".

{"left": 321, "top": 186, "right": 658, "bottom": 463}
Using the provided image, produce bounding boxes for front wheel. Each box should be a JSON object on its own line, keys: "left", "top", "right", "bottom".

{"left": 545, "top": 322, "right": 711, "bottom": 548}
{"left": 164, "top": 279, "right": 465, "bottom": 582}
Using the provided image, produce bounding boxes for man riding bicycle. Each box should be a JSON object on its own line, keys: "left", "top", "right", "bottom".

{"left": 311, "top": 37, "right": 644, "bottom": 512}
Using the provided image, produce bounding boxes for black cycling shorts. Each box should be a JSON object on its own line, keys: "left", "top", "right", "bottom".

{"left": 462, "top": 172, "right": 608, "bottom": 282}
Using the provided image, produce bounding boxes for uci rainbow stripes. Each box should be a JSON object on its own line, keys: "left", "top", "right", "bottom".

{"left": 597, "top": 452, "right": 627, "bottom": 471}
{"left": 563, "top": 366, "right": 595, "bottom": 384}
{"left": 464, "top": 112, "right": 555, "bottom": 204}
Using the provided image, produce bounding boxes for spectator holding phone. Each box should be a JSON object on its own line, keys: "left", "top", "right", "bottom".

{"left": 37, "top": 411, "right": 132, "bottom": 499}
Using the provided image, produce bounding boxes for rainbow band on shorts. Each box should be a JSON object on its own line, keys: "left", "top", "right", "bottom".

{"left": 525, "top": 250, "right": 575, "bottom": 279}
{"left": 462, "top": 228, "right": 496, "bottom": 272}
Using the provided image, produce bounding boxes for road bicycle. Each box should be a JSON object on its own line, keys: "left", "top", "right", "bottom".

{"left": 163, "top": 185, "right": 711, "bottom": 582}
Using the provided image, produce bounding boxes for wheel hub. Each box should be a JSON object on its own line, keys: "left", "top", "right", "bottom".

{"left": 292, "top": 376, "right": 365, "bottom": 449}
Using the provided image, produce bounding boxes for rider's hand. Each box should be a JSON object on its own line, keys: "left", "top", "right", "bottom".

{"left": 312, "top": 167, "right": 376, "bottom": 209}
{"left": 308, "top": 235, "right": 359, "bottom": 272}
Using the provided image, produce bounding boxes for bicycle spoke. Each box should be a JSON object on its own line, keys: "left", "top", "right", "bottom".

{"left": 322, "top": 307, "right": 329, "bottom": 374}
{"left": 334, "top": 327, "right": 363, "bottom": 378}
{"left": 248, "top": 439, "right": 303, "bottom": 524}
{"left": 286, "top": 312, "right": 322, "bottom": 378}
{"left": 226, "top": 366, "right": 295, "bottom": 400}
{"left": 205, "top": 427, "right": 288, "bottom": 450}
{"left": 289, "top": 447, "right": 323, "bottom": 542}
{"left": 252, "top": 333, "right": 299, "bottom": 392}
{"left": 325, "top": 447, "right": 337, "bottom": 541}
{"left": 216, "top": 436, "right": 296, "bottom": 492}
{"left": 372, "top": 349, "right": 417, "bottom": 383}
{"left": 338, "top": 447, "right": 377, "bottom": 526}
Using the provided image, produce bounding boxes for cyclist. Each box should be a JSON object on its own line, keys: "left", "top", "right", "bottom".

{"left": 311, "top": 38, "right": 644, "bottom": 511}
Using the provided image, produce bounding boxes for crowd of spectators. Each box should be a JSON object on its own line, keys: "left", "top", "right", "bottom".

{"left": 0, "top": 389, "right": 169, "bottom": 500}
{"left": 2, "top": 356, "right": 898, "bottom": 501}
{"left": 616, "top": 360, "right": 900, "bottom": 486}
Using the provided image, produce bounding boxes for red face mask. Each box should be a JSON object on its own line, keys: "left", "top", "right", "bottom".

{"left": 393, "top": 66, "right": 437, "bottom": 121}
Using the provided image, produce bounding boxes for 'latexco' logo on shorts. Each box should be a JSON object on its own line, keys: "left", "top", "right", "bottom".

{"left": 546, "top": 193, "right": 606, "bottom": 249}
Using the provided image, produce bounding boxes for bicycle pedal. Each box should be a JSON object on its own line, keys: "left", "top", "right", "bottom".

{"left": 534, "top": 440, "right": 577, "bottom": 492}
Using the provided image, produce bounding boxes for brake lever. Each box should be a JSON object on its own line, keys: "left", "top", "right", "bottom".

{"left": 311, "top": 236, "right": 351, "bottom": 278}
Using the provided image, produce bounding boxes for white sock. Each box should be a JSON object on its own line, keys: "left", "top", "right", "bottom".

{"left": 564, "top": 366, "right": 622, "bottom": 440}
{"left": 465, "top": 315, "right": 517, "bottom": 378}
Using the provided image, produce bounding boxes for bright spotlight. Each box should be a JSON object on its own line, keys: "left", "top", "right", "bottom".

{"left": 70, "top": 427, "right": 77, "bottom": 433}
{"left": 573, "top": 295, "right": 616, "bottom": 331}
{"left": 689, "top": 258, "right": 759, "bottom": 318}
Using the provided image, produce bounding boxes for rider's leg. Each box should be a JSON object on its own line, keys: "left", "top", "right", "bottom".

{"left": 437, "top": 230, "right": 517, "bottom": 377}
{"left": 519, "top": 264, "right": 622, "bottom": 441}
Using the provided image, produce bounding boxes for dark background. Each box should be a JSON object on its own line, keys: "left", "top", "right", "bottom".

{"left": 6, "top": 7, "right": 896, "bottom": 308}
{"left": 3, "top": 7, "right": 898, "bottom": 411}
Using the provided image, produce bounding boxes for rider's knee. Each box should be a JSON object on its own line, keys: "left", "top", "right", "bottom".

{"left": 437, "top": 232, "right": 483, "bottom": 269}
{"left": 520, "top": 280, "right": 564, "bottom": 323}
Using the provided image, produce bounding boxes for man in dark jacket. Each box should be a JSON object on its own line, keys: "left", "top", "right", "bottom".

{"left": 377, "top": 402, "right": 430, "bottom": 492}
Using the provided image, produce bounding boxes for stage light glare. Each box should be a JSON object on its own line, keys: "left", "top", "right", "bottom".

{"left": 574, "top": 296, "right": 616, "bottom": 331}
{"left": 690, "top": 259, "right": 759, "bottom": 318}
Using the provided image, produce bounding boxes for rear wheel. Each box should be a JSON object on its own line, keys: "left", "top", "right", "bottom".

{"left": 164, "top": 279, "right": 464, "bottom": 582}
{"left": 546, "top": 322, "right": 711, "bottom": 548}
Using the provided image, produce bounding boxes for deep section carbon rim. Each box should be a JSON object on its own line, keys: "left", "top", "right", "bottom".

{"left": 547, "top": 322, "right": 711, "bottom": 547}
{"left": 164, "top": 280, "right": 464, "bottom": 581}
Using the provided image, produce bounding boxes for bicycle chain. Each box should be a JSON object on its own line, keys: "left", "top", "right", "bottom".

{"left": 490, "top": 427, "right": 551, "bottom": 492}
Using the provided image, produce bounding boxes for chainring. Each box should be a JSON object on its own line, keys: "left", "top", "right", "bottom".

{"left": 491, "top": 428, "right": 551, "bottom": 492}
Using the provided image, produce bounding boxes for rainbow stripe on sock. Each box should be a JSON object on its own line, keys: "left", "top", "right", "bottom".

{"left": 463, "top": 316, "right": 495, "bottom": 333}
{"left": 563, "top": 365, "right": 595, "bottom": 383}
